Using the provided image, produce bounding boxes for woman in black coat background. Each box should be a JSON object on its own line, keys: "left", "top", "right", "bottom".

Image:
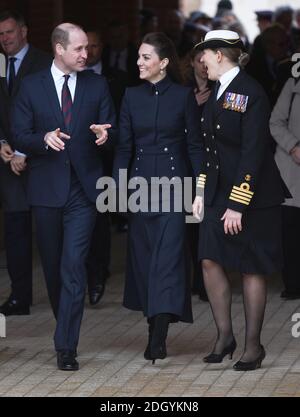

{"left": 113, "top": 32, "right": 204, "bottom": 363}
{"left": 192, "top": 30, "right": 290, "bottom": 371}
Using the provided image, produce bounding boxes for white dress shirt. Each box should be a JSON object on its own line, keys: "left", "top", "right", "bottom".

{"left": 216, "top": 66, "right": 240, "bottom": 100}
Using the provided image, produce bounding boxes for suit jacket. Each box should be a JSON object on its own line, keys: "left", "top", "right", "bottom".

{"left": 11, "top": 68, "right": 116, "bottom": 207}
{"left": 0, "top": 45, "right": 52, "bottom": 145}
{"left": 113, "top": 76, "right": 204, "bottom": 185}
{"left": 0, "top": 45, "right": 52, "bottom": 211}
{"left": 196, "top": 69, "right": 290, "bottom": 213}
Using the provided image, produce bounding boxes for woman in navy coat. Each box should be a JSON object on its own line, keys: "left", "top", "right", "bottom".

{"left": 192, "top": 30, "right": 290, "bottom": 371}
{"left": 113, "top": 32, "right": 204, "bottom": 363}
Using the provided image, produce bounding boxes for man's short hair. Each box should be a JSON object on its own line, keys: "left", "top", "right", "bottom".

{"left": 0, "top": 10, "right": 26, "bottom": 26}
{"left": 51, "top": 23, "right": 82, "bottom": 51}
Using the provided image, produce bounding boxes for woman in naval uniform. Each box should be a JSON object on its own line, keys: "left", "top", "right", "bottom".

{"left": 192, "top": 30, "right": 290, "bottom": 371}
{"left": 113, "top": 32, "right": 204, "bottom": 363}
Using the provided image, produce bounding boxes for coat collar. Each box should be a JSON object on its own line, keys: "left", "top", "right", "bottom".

{"left": 146, "top": 75, "right": 173, "bottom": 95}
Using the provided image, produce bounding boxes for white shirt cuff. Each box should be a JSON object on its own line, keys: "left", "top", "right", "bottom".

{"left": 14, "top": 150, "right": 27, "bottom": 157}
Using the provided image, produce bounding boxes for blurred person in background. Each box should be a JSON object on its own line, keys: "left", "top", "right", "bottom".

{"left": 270, "top": 75, "right": 300, "bottom": 300}
{"left": 183, "top": 44, "right": 213, "bottom": 302}
{"left": 255, "top": 10, "right": 274, "bottom": 33}
{"left": 139, "top": 9, "right": 158, "bottom": 41}
{"left": 247, "top": 24, "right": 290, "bottom": 109}
{"left": 215, "top": 0, "right": 233, "bottom": 18}
{"left": 85, "top": 29, "right": 112, "bottom": 306}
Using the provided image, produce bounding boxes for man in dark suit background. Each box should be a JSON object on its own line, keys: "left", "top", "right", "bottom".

{"left": 0, "top": 10, "right": 52, "bottom": 316}
{"left": 12, "top": 23, "right": 116, "bottom": 371}
{"left": 85, "top": 29, "right": 111, "bottom": 306}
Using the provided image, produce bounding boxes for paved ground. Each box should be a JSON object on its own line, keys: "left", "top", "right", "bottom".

{"left": 0, "top": 230, "right": 300, "bottom": 397}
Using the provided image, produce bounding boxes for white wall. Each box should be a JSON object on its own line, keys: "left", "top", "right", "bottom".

{"left": 200, "top": 0, "right": 300, "bottom": 42}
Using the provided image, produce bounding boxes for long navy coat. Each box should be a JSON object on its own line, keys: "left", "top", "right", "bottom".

{"left": 113, "top": 76, "right": 204, "bottom": 322}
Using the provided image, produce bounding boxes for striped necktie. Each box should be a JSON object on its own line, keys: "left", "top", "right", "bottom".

{"left": 61, "top": 74, "right": 72, "bottom": 131}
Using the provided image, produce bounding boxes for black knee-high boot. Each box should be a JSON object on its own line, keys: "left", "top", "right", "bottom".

{"left": 144, "top": 317, "right": 154, "bottom": 360}
{"left": 150, "top": 313, "right": 172, "bottom": 363}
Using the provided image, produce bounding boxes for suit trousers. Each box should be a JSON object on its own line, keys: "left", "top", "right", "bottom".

{"left": 87, "top": 212, "right": 111, "bottom": 289}
{"left": 4, "top": 211, "right": 32, "bottom": 305}
{"left": 33, "top": 170, "right": 96, "bottom": 351}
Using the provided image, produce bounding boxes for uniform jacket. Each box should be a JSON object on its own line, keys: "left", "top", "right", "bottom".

{"left": 270, "top": 77, "right": 300, "bottom": 208}
{"left": 11, "top": 69, "right": 116, "bottom": 207}
{"left": 197, "top": 69, "right": 289, "bottom": 213}
{"left": 113, "top": 76, "right": 204, "bottom": 186}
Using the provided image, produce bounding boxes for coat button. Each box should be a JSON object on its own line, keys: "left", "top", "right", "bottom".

{"left": 214, "top": 150, "right": 217, "bottom": 154}
{"left": 171, "top": 166, "right": 175, "bottom": 170}
{"left": 184, "top": 128, "right": 187, "bottom": 133}
{"left": 216, "top": 165, "right": 219, "bottom": 169}
{"left": 212, "top": 135, "right": 215, "bottom": 139}
{"left": 206, "top": 147, "right": 210, "bottom": 152}
{"left": 164, "top": 147, "right": 168, "bottom": 152}
{"left": 201, "top": 117, "right": 204, "bottom": 122}
{"left": 140, "top": 148, "right": 143, "bottom": 152}
{"left": 137, "top": 157, "right": 140, "bottom": 160}
{"left": 170, "top": 157, "right": 174, "bottom": 160}
{"left": 155, "top": 91, "right": 158, "bottom": 95}
{"left": 216, "top": 125, "right": 221, "bottom": 130}
{"left": 203, "top": 133, "right": 207, "bottom": 137}
{"left": 135, "top": 167, "right": 138, "bottom": 171}
{"left": 207, "top": 162, "right": 210, "bottom": 167}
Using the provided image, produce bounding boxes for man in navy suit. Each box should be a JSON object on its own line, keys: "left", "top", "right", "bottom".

{"left": 12, "top": 23, "right": 116, "bottom": 371}
{"left": 0, "top": 10, "right": 52, "bottom": 316}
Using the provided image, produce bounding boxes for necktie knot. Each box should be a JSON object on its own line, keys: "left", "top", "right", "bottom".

{"left": 9, "top": 57, "right": 17, "bottom": 64}
{"left": 63, "top": 74, "right": 70, "bottom": 83}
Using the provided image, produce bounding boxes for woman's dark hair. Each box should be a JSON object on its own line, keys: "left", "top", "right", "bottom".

{"left": 142, "top": 32, "right": 183, "bottom": 84}
{"left": 214, "top": 47, "right": 250, "bottom": 68}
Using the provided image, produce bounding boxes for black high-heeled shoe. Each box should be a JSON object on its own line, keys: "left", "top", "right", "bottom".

{"left": 233, "top": 345, "right": 266, "bottom": 371}
{"left": 149, "top": 313, "right": 172, "bottom": 364}
{"left": 203, "top": 338, "right": 237, "bottom": 363}
{"left": 144, "top": 318, "right": 154, "bottom": 360}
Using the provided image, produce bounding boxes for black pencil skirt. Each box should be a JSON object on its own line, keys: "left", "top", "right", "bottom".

{"left": 198, "top": 205, "right": 283, "bottom": 275}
